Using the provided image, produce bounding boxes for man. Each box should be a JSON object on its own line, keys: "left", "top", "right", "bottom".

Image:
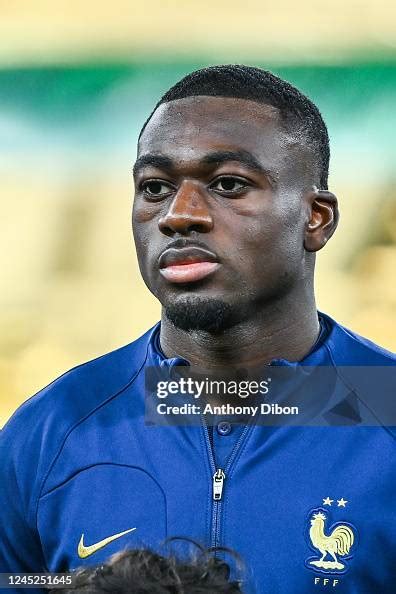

{"left": 0, "top": 65, "right": 395, "bottom": 594}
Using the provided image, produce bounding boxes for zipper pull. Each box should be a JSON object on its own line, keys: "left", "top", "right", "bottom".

{"left": 213, "top": 469, "right": 226, "bottom": 501}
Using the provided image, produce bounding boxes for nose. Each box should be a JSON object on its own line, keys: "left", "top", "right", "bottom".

{"left": 158, "top": 181, "right": 213, "bottom": 236}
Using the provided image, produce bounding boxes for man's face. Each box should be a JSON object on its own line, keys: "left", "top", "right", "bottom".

{"left": 133, "top": 96, "right": 316, "bottom": 333}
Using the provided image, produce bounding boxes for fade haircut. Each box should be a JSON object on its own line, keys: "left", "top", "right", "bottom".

{"left": 139, "top": 64, "right": 330, "bottom": 189}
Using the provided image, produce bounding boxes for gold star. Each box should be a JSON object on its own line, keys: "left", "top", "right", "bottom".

{"left": 323, "top": 497, "right": 333, "bottom": 506}
{"left": 337, "top": 498, "right": 348, "bottom": 507}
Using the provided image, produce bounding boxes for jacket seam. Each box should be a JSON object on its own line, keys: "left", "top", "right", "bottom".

{"left": 39, "top": 462, "right": 167, "bottom": 500}
{"left": 33, "top": 345, "right": 150, "bottom": 532}
{"left": 38, "top": 462, "right": 167, "bottom": 571}
{"left": 324, "top": 342, "right": 396, "bottom": 442}
{"left": 325, "top": 316, "right": 396, "bottom": 364}
{"left": 12, "top": 345, "right": 139, "bottom": 418}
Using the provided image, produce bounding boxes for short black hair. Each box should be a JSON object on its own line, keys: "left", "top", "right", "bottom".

{"left": 50, "top": 547, "right": 243, "bottom": 593}
{"left": 139, "top": 64, "right": 330, "bottom": 189}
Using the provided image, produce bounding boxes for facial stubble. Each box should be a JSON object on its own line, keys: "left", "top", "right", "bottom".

{"left": 164, "top": 295, "right": 248, "bottom": 334}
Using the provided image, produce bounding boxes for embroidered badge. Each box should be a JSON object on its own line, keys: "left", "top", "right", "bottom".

{"left": 305, "top": 503, "right": 356, "bottom": 575}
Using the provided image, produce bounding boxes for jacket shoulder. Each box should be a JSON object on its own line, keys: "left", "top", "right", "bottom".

{"left": 6, "top": 324, "right": 156, "bottom": 428}
{"left": 322, "top": 312, "right": 396, "bottom": 365}
{"left": 0, "top": 324, "right": 158, "bottom": 520}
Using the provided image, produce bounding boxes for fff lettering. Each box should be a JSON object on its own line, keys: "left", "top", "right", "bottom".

{"left": 314, "top": 577, "right": 339, "bottom": 587}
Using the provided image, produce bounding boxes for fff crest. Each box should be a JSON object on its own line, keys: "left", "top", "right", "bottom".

{"left": 305, "top": 507, "right": 357, "bottom": 575}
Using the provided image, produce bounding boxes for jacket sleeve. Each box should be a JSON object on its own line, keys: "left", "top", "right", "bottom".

{"left": 0, "top": 411, "right": 48, "bottom": 594}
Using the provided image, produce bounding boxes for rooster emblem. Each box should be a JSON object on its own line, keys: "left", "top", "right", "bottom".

{"left": 307, "top": 511, "right": 355, "bottom": 572}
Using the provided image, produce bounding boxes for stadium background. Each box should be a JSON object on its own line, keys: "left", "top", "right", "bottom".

{"left": 1, "top": 1, "right": 395, "bottom": 427}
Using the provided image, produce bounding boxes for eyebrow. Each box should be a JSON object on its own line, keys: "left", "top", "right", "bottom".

{"left": 133, "top": 149, "right": 276, "bottom": 183}
{"left": 202, "top": 150, "right": 274, "bottom": 179}
{"left": 133, "top": 154, "right": 174, "bottom": 176}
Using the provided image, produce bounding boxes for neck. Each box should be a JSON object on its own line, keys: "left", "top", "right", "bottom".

{"left": 159, "top": 290, "right": 320, "bottom": 370}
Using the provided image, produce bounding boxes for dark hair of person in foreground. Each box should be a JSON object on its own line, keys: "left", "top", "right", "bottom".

{"left": 49, "top": 544, "right": 244, "bottom": 593}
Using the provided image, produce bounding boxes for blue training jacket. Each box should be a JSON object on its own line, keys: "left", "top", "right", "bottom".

{"left": 0, "top": 311, "right": 395, "bottom": 593}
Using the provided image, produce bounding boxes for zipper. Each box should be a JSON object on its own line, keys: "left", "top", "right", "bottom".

{"left": 201, "top": 415, "right": 255, "bottom": 550}
{"left": 211, "top": 467, "right": 225, "bottom": 552}
{"left": 200, "top": 419, "right": 221, "bottom": 549}
{"left": 213, "top": 468, "right": 225, "bottom": 501}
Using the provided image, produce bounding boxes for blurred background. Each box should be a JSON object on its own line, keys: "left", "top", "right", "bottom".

{"left": 1, "top": 0, "right": 396, "bottom": 426}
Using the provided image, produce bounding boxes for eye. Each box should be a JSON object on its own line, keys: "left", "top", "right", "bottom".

{"left": 141, "top": 180, "right": 174, "bottom": 198}
{"left": 210, "top": 176, "right": 250, "bottom": 194}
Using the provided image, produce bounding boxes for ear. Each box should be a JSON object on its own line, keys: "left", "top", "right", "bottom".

{"left": 304, "top": 187, "right": 339, "bottom": 252}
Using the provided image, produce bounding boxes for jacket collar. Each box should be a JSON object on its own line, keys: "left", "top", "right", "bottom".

{"left": 145, "top": 311, "right": 335, "bottom": 369}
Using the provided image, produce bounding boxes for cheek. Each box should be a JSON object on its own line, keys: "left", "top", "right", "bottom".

{"left": 133, "top": 197, "right": 161, "bottom": 223}
{"left": 132, "top": 200, "right": 161, "bottom": 255}
{"left": 227, "top": 195, "right": 303, "bottom": 252}
{"left": 222, "top": 200, "right": 305, "bottom": 279}
{"left": 259, "top": 191, "right": 306, "bottom": 252}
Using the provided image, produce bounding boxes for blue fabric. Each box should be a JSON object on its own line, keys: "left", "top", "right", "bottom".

{"left": 0, "top": 311, "right": 395, "bottom": 593}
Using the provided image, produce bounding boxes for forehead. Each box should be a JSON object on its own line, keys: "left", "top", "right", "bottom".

{"left": 138, "top": 96, "right": 295, "bottom": 166}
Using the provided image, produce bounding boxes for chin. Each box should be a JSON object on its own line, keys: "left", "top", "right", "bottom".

{"left": 163, "top": 295, "right": 244, "bottom": 334}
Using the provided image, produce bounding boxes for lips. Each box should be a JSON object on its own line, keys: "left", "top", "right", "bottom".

{"left": 158, "top": 246, "right": 220, "bottom": 284}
